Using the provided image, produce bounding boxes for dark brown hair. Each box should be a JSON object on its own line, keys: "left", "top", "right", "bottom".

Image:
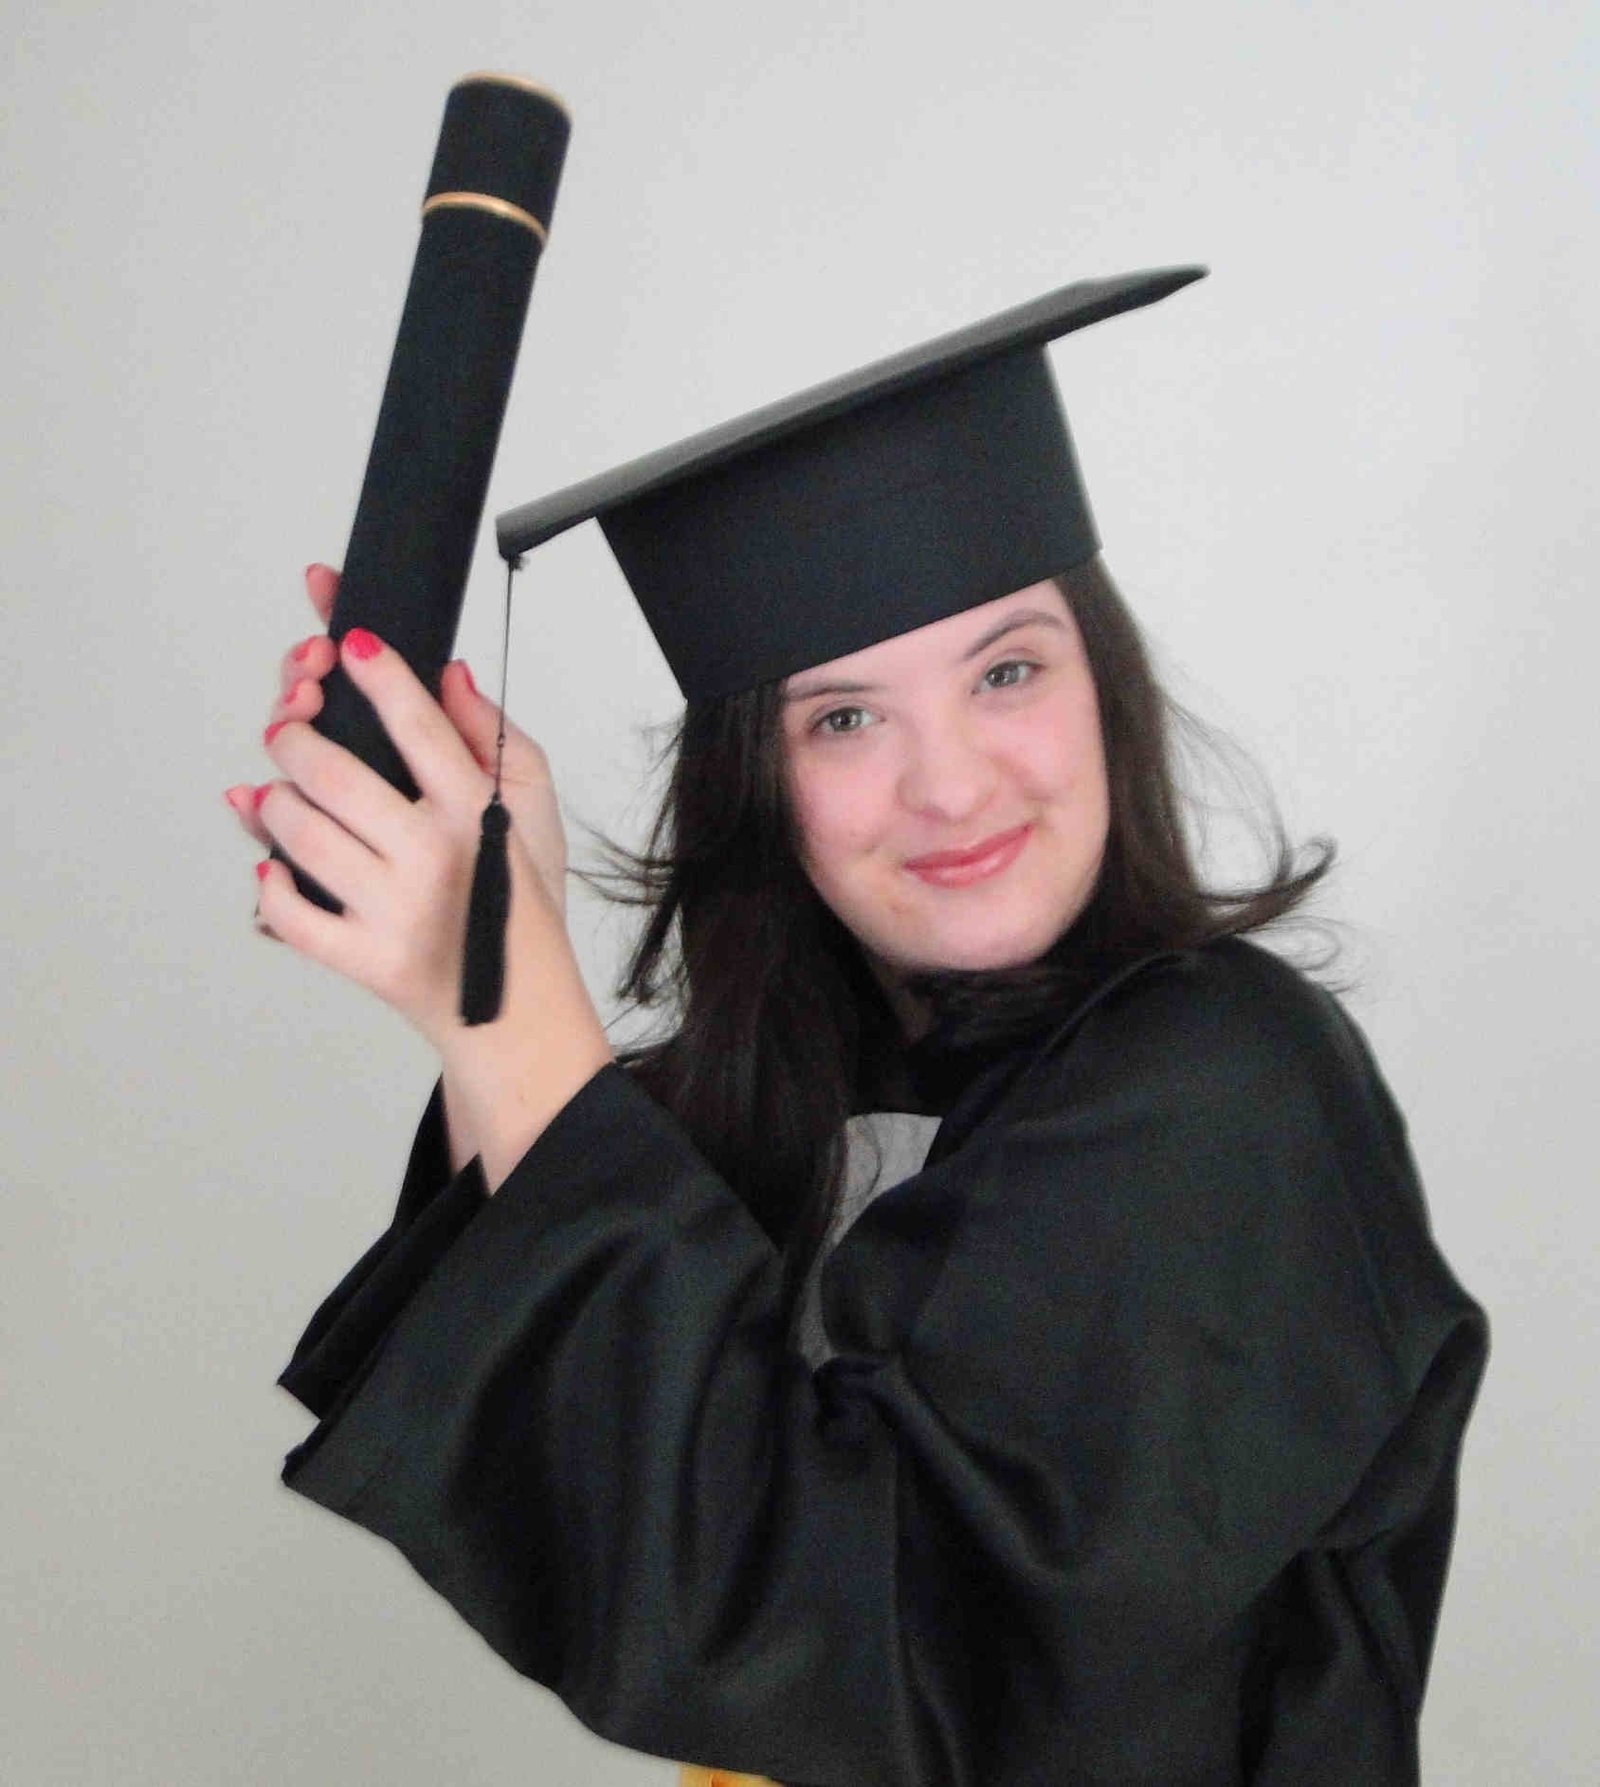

{"left": 571, "top": 554, "right": 1344, "bottom": 1310}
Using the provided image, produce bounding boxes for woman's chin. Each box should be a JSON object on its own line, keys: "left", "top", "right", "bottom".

{"left": 887, "top": 929, "right": 1055, "bottom": 978}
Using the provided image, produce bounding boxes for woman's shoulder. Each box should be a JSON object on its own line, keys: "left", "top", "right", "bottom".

{"left": 1071, "top": 934, "right": 1376, "bottom": 1092}
{"left": 1003, "top": 934, "right": 1407, "bottom": 1171}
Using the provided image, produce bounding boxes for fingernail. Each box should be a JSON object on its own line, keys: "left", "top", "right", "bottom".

{"left": 252, "top": 784, "right": 271, "bottom": 811}
{"left": 459, "top": 660, "right": 477, "bottom": 695}
{"left": 304, "top": 563, "right": 324, "bottom": 580}
{"left": 264, "top": 719, "right": 289, "bottom": 746}
{"left": 255, "top": 860, "right": 271, "bottom": 881}
{"left": 343, "top": 627, "right": 381, "bottom": 660}
{"left": 224, "top": 784, "right": 251, "bottom": 812}
{"left": 291, "top": 637, "right": 313, "bottom": 662}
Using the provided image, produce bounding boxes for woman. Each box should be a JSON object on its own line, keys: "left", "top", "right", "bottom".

{"left": 229, "top": 272, "right": 1489, "bottom": 1784}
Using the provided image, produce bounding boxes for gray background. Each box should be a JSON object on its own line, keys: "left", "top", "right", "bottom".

{"left": 5, "top": 0, "right": 1592, "bottom": 1781}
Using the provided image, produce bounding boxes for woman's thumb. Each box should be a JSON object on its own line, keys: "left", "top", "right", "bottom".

{"left": 442, "top": 661, "right": 542, "bottom": 778}
{"left": 441, "top": 661, "right": 503, "bottom": 769}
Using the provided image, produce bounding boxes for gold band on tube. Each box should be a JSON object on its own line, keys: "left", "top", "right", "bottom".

{"left": 421, "top": 190, "right": 549, "bottom": 241}
{"left": 677, "top": 1769, "right": 786, "bottom": 1787}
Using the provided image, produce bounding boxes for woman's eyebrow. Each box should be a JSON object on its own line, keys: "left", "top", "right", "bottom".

{"left": 784, "top": 609, "right": 1067, "bottom": 703}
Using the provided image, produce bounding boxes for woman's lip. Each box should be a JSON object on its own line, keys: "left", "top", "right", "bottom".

{"left": 905, "top": 824, "right": 1032, "bottom": 879}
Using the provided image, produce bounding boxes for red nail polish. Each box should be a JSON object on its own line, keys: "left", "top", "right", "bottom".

{"left": 343, "top": 627, "right": 381, "bottom": 660}
{"left": 264, "top": 720, "right": 288, "bottom": 746}
{"left": 252, "top": 784, "right": 271, "bottom": 811}
{"left": 255, "top": 860, "right": 271, "bottom": 881}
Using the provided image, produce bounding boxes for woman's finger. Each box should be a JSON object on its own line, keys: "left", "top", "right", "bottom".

{"left": 226, "top": 664, "right": 324, "bottom": 842}
{"left": 225, "top": 784, "right": 269, "bottom": 846}
{"left": 277, "top": 671, "right": 323, "bottom": 721}
{"left": 270, "top": 673, "right": 325, "bottom": 725}
{"left": 254, "top": 856, "right": 359, "bottom": 977}
{"left": 280, "top": 564, "right": 339, "bottom": 698}
{"left": 305, "top": 562, "right": 339, "bottom": 623}
{"left": 241, "top": 564, "right": 339, "bottom": 944}
{"left": 279, "top": 632, "right": 336, "bottom": 700}
{"left": 255, "top": 778, "right": 385, "bottom": 918}
{"left": 228, "top": 689, "right": 321, "bottom": 843}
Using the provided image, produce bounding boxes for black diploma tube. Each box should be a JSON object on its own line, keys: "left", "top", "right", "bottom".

{"left": 273, "top": 73, "right": 571, "bottom": 912}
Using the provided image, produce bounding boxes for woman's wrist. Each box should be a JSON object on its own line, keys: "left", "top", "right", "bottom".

{"left": 434, "top": 919, "right": 614, "bottom": 1194}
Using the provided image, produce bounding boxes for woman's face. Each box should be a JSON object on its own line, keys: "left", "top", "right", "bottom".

{"left": 781, "top": 580, "right": 1109, "bottom": 988}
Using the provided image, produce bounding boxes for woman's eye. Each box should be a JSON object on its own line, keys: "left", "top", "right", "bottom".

{"left": 808, "top": 661, "right": 1044, "bottom": 736}
{"left": 813, "top": 706, "right": 871, "bottom": 735}
{"left": 983, "top": 659, "right": 1038, "bottom": 690}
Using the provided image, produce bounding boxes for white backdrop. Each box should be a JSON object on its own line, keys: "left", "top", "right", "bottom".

{"left": 4, "top": 1, "right": 1592, "bottom": 1781}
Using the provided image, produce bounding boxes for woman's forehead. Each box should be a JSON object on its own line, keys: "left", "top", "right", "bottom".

{"left": 784, "top": 581, "right": 1072, "bottom": 698}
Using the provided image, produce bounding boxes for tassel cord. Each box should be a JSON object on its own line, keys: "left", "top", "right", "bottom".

{"left": 458, "top": 556, "right": 521, "bottom": 1025}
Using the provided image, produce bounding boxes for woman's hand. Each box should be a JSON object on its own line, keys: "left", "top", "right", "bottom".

{"left": 225, "top": 563, "right": 576, "bottom": 1055}
{"left": 225, "top": 564, "right": 339, "bottom": 879}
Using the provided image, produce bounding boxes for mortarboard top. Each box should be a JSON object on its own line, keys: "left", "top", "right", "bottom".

{"left": 495, "top": 265, "right": 1207, "bottom": 705}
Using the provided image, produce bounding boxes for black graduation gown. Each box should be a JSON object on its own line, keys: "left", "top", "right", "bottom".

{"left": 279, "top": 937, "right": 1490, "bottom": 1786}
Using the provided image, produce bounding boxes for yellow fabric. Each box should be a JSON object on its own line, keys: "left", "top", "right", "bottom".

{"left": 677, "top": 1767, "right": 785, "bottom": 1787}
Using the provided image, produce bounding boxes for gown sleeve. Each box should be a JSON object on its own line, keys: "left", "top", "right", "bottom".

{"left": 276, "top": 942, "right": 1489, "bottom": 1787}
{"left": 279, "top": 1076, "right": 488, "bottom": 1421}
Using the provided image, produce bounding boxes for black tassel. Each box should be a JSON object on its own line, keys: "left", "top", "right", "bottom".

{"left": 460, "top": 793, "right": 512, "bottom": 1025}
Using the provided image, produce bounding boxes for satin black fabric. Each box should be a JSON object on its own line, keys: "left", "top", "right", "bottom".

{"left": 279, "top": 938, "right": 1489, "bottom": 1786}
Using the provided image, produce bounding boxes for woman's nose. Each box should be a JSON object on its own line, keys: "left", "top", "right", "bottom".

{"left": 897, "top": 720, "right": 1000, "bottom": 819}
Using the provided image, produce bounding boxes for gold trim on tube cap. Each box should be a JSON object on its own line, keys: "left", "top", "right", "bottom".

{"left": 421, "top": 190, "right": 549, "bottom": 240}
{"left": 453, "top": 70, "right": 571, "bottom": 118}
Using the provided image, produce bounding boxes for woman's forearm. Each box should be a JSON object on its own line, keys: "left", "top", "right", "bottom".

{"left": 434, "top": 900, "right": 615, "bottom": 1194}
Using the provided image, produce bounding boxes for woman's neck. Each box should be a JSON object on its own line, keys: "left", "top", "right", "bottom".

{"left": 863, "top": 951, "right": 934, "bottom": 1044}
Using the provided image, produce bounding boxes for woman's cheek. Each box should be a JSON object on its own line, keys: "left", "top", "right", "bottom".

{"left": 805, "top": 801, "right": 867, "bottom": 874}
{"left": 827, "top": 770, "right": 893, "bottom": 860}
{"left": 795, "top": 749, "right": 870, "bottom": 834}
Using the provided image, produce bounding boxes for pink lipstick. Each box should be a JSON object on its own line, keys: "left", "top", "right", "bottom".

{"left": 905, "top": 824, "right": 1033, "bottom": 887}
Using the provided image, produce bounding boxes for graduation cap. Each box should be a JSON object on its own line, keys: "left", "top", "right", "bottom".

{"left": 461, "top": 265, "right": 1207, "bottom": 1023}
{"left": 495, "top": 264, "right": 1208, "bottom": 703}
